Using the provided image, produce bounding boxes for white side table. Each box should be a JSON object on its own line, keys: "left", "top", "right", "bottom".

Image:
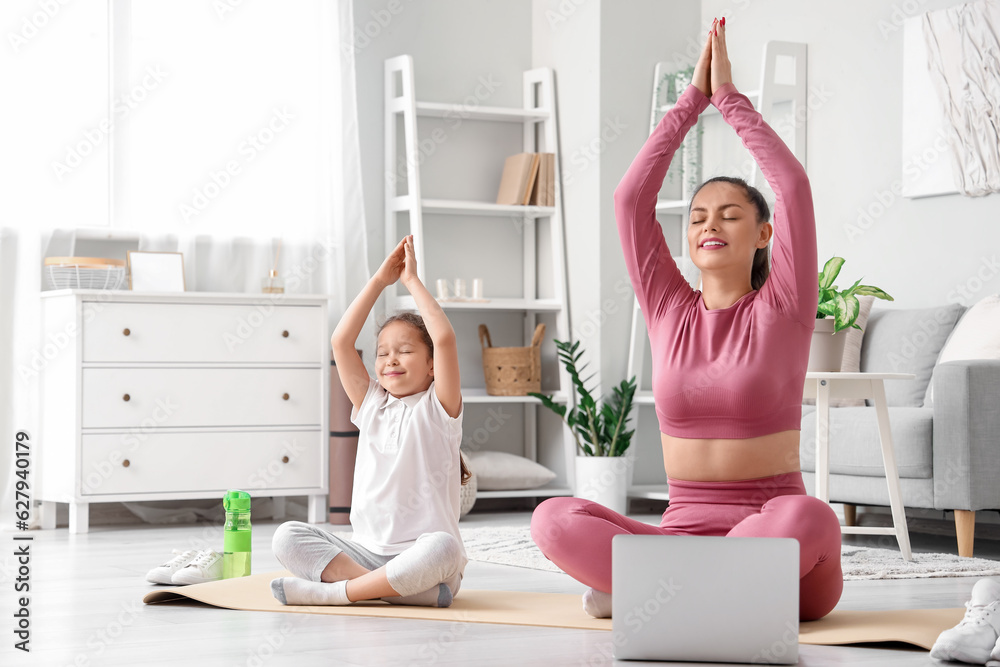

{"left": 803, "top": 372, "right": 916, "bottom": 561}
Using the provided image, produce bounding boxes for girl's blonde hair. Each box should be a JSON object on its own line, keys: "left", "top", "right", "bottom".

{"left": 377, "top": 311, "right": 473, "bottom": 486}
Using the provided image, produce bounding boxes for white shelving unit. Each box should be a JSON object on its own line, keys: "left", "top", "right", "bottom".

{"left": 384, "top": 55, "right": 576, "bottom": 500}
{"left": 626, "top": 42, "right": 808, "bottom": 502}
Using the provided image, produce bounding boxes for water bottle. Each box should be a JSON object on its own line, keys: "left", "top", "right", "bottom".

{"left": 223, "top": 490, "right": 252, "bottom": 579}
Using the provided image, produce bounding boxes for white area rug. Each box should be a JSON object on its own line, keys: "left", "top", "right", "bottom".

{"left": 459, "top": 525, "right": 1000, "bottom": 581}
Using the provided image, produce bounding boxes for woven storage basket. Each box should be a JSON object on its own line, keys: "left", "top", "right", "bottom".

{"left": 478, "top": 323, "right": 545, "bottom": 396}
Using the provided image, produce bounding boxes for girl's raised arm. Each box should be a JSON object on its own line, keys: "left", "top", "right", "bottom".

{"left": 399, "top": 236, "right": 461, "bottom": 419}
{"left": 331, "top": 237, "right": 407, "bottom": 409}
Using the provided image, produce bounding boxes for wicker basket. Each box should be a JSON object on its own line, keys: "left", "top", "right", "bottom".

{"left": 478, "top": 323, "right": 545, "bottom": 396}
{"left": 43, "top": 257, "right": 127, "bottom": 291}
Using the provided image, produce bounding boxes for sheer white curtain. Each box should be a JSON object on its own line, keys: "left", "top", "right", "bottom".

{"left": 0, "top": 0, "right": 367, "bottom": 530}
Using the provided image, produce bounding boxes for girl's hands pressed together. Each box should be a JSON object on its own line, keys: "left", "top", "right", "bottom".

{"left": 401, "top": 234, "right": 419, "bottom": 287}
{"left": 374, "top": 236, "right": 407, "bottom": 288}
{"left": 710, "top": 16, "right": 732, "bottom": 95}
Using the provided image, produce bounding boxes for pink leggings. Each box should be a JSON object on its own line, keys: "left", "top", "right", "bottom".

{"left": 530, "top": 472, "right": 843, "bottom": 621}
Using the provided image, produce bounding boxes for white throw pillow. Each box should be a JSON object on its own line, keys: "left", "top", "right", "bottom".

{"left": 927, "top": 294, "right": 1000, "bottom": 404}
{"left": 464, "top": 450, "right": 556, "bottom": 491}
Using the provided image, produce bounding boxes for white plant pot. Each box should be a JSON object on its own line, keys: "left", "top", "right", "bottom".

{"left": 575, "top": 455, "right": 632, "bottom": 515}
{"left": 807, "top": 317, "right": 849, "bottom": 372}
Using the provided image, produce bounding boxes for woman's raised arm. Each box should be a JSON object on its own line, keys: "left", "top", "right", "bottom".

{"left": 614, "top": 28, "right": 716, "bottom": 323}
{"left": 710, "top": 22, "right": 818, "bottom": 327}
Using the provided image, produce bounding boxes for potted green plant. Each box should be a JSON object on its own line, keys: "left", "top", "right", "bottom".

{"left": 529, "top": 339, "right": 637, "bottom": 514}
{"left": 809, "top": 256, "right": 894, "bottom": 371}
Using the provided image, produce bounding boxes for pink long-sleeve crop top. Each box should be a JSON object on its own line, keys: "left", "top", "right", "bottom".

{"left": 615, "top": 83, "right": 819, "bottom": 440}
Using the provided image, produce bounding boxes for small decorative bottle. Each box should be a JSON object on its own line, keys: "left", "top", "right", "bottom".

{"left": 262, "top": 269, "right": 284, "bottom": 294}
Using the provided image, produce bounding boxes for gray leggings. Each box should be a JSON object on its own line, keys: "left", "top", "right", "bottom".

{"left": 271, "top": 521, "right": 465, "bottom": 597}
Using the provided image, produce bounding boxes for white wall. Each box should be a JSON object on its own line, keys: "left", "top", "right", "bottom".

{"left": 701, "top": 0, "right": 1000, "bottom": 310}
{"left": 530, "top": 0, "right": 602, "bottom": 387}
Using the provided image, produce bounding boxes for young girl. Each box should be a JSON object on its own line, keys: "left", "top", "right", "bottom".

{"left": 270, "top": 234, "right": 471, "bottom": 608}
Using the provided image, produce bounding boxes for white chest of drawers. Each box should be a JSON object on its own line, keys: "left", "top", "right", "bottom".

{"left": 38, "top": 290, "right": 330, "bottom": 533}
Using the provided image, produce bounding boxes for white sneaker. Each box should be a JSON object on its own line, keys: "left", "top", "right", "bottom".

{"left": 931, "top": 578, "right": 1000, "bottom": 664}
{"left": 146, "top": 549, "right": 200, "bottom": 585}
{"left": 171, "top": 549, "right": 223, "bottom": 585}
{"left": 987, "top": 634, "right": 1000, "bottom": 667}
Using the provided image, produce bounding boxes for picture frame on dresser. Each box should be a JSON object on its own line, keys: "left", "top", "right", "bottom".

{"left": 127, "top": 250, "right": 186, "bottom": 292}
{"left": 37, "top": 289, "right": 330, "bottom": 533}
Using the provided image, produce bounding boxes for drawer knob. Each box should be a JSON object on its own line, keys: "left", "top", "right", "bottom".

{"left": 123, "top": 328, "right": 131, "bottom": 336}
{"left": 123, "top": 393, "right": 131, "bottom": 402}
{"left": 282, "top": 393, "right": 290, "bottom": 401}
{"left": 282, "top": 456, "right": 289, "bottom": 464}
{"left": 282, "top": 330, "right": 289, "bottom": 338}
{"left": 122, "top": 459, "right": 130, "bottom": 468}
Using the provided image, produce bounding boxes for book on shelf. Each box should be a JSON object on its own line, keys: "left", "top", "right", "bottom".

{"left": 496, "top": 152, "right": 541, "bottom": 206}
{"left": 528, "top": 153, "right": 555, "bottom": 207}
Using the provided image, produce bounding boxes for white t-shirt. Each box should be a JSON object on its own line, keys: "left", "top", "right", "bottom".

{"left": 349, "top": 377, "right": 466, "bottom": 557}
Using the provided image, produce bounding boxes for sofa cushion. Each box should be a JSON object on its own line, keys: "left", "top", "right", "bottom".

{"left": 926, "top": 295, "right": 1000, "bottom": 407}
{"left": 859, "top": 303, "right": 966, "bottom": 407}
{"left": 799, "top": 405, "right": 933, "bottom": 478}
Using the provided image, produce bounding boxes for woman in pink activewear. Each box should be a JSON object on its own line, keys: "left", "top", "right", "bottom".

{"left": 531, "top": 18, "right": 843, "bottom": 621}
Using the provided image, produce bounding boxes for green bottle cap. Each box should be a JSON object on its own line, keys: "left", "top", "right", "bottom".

{"left": 223, "top": 489, "right": 251, "bottom": 512}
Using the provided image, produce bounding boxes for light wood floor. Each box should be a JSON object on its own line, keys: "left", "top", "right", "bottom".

{"left": 7, "top": 507, "right": 1000, "bottom": 667}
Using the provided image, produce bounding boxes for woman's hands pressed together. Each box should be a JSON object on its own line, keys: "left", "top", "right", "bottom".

{"left": 691, "top": 16, "right": 733, "bottom": 98}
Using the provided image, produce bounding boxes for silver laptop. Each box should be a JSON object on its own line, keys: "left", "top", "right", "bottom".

{"left": 612, "top": 535, "right": 799, "bottom": 664}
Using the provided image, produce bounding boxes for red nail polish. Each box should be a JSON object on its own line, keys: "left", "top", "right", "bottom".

{"left": 721, "top": 17, "right": 725, "bottom": 26}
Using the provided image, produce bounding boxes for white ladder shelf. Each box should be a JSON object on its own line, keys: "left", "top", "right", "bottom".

{"left": 384, "top": 54, "right": 576, "bottom": 500}
{"left": 626, "top": 41, "right": 808, "bottom": 501}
